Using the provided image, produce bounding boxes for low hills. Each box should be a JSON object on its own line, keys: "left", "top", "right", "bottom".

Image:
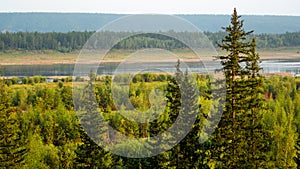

{"left": 1, "top": 13, "right": 300, "bottom": 34}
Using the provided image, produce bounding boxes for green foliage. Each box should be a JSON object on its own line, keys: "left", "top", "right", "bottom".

{"left": 212, "top": 9, "right": 271, "bottom": 168}
{"left": 0, "top": 73, "right": 300, "bottom": 168}
{"left": 75, "top": 81, "right": 114, "bottom": 168}
{"left": 0, "top": 30, "right": 300, "bottom": 53}
{"left": 0, "top": 83, "right": 27, "bottom": 168}
{"left": 264, "top": 77, "right": 298, "bottom": 168}
{"left": 2, "top": 11, "right": 300, "bottom": 168}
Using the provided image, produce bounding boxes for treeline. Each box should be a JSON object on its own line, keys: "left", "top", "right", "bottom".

{"left": 0, "top": 31, "right": 300, "bottom": 52}
{"left": 205, "top": 31, "right": 300, "bottom": 48}
{"left": 0, "top": 31, "right": 94, "bottom": 52}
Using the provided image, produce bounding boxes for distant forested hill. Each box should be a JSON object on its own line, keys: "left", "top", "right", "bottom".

{"left": 0, "top": 13, "right": 300, "bottom": 34}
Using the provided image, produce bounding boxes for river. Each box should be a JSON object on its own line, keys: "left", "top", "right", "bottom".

{"left": 1, "top": 59, "right": 300, "bottom": 77}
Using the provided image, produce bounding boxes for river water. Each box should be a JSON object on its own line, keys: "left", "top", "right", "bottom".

{"left": 1, "top": 59, "right": 300, "bottom": 77}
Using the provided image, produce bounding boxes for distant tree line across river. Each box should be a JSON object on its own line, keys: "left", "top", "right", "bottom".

{"left": 0, "top": 31, "right": 299, "bottom": 52}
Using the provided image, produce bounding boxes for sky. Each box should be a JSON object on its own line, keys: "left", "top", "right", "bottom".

{"left": 0, "top": 0, "right": 300, "bottom": 16}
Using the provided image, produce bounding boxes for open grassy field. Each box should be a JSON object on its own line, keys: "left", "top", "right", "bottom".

{"left": 0, "top": 47, "right": 300, "bottom": 65}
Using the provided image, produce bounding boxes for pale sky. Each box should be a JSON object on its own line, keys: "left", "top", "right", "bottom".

{"left": 0, "top": 0, "right": 300, "bottom": 16}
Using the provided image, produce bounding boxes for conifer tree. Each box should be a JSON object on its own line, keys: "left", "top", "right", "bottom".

{"left": 75, "top": 80, "right": 113, "bottom": 168}
{"left": 241, "top": 38, "right": 271, "bottom": 168}
{"left": 154, "top": 60, "right": 201, "bottom": 168}
{"left": 151, "top": 60, "right": 183, "bottom": 168}
{"left": 177, "top": 70, "right": 203, "bottom": 168}
{"left": 212, "top": 8, "right": 270, "bottom": 168}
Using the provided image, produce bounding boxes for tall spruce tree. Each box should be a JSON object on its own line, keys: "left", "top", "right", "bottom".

{"left": 154, "top": 60, "right": 202, "bottom": 168}
{"left": 212, "top": 8, "right": 269, "bottom": 168}
{"left": 177, "top": 70, "right": 203, "bottom": 168}
{"left": 150, "top": 60, "right": 183, "bottom": 168}
{"left": 75, "top": 79, "right": 114, "bottom": 168}
{"left": 241, "top": 38, "right": 271, "bottom": 168}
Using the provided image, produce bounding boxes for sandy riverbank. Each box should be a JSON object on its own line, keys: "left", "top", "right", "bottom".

{"left": 0, "top": 50, "right": 300, "bottom": 65}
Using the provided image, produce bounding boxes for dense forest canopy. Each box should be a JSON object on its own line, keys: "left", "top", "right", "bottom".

{"left": 0, "top": 74, "right": 300, "bottom": 168}
{"left": 0, "top": 31, "right": 300, "bottom": 52}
